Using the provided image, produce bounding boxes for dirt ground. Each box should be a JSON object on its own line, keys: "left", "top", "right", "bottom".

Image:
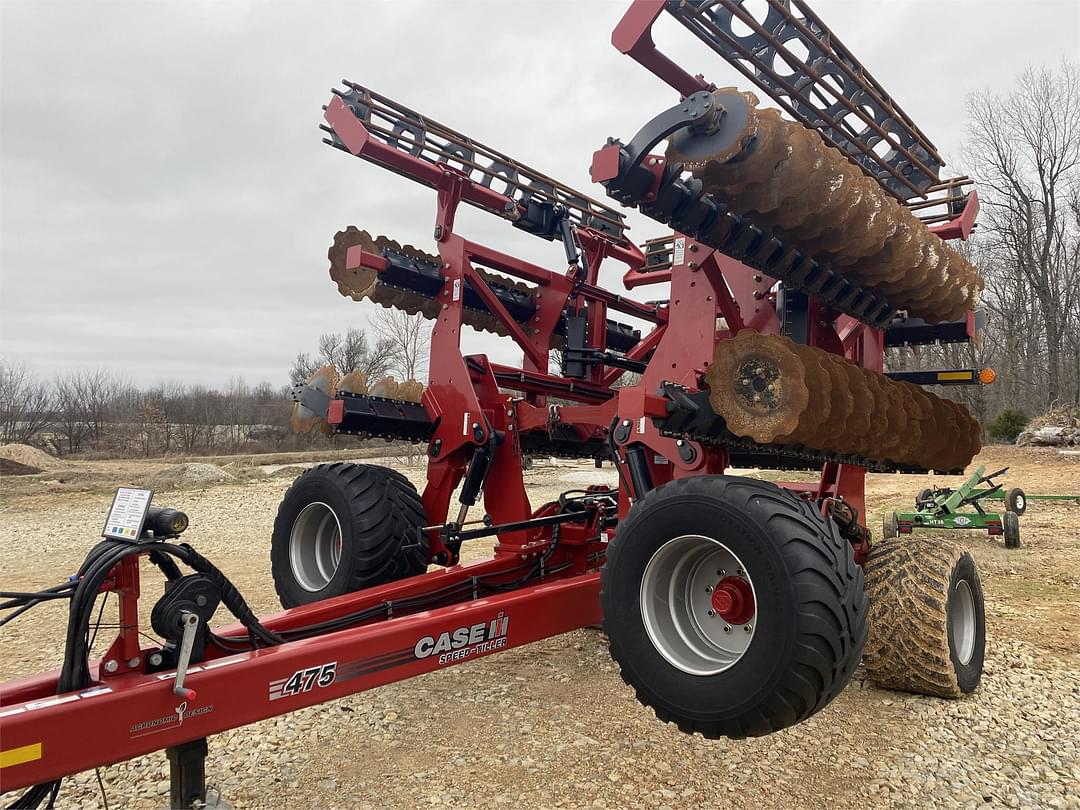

{"left": 1, "top": 445, "right": 1078, "bottom": 808}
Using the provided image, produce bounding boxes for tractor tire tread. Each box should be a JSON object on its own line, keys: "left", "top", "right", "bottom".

{"left": 863, "top": 538, "right": 976, "bottom": 697}
{"left": 272, "top": 463, "right": 427, "bottom": 608}
{"left": 601, "top": 475, "right": 867, "bottom": 739}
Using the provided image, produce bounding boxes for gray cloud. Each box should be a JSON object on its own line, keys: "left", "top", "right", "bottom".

{"left": 2, "top": 0, "right": 1076, "bottom": 387}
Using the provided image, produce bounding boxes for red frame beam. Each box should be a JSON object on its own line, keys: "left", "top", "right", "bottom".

{"left": 0, "top": 556, "right": 601, "bottom": 791}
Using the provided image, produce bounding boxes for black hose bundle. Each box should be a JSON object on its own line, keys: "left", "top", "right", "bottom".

{"left": 4, "top": 539, "right": 284, "bottom": 809}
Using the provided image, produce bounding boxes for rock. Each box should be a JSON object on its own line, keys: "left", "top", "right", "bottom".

{"left": 152, "top": 463, "right": 236, "bottom": 486}
{"left": 1016, "top": 426, "right": 1076, "bottom": 447}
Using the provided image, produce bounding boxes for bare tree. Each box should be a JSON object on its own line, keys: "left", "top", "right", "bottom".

{"left": 290, "top": 327, "right": 397, "bottom": 384}
{"left": 965, "top": 60, "right": 1080, "bottom": 406}
{"left": 0, "top": 358, "right": 53, "bottom": 445}
{"left": 52, "top": 372, "right": 91, "bottom": 455}
{"left": 373, "top": 309, "right": 430, "bottom": 380}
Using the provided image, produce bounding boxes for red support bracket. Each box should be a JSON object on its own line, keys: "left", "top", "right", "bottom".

{"left": 611, "top": 0, "right": 712, "bottom": 97}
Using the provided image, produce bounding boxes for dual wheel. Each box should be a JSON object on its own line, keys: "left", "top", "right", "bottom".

{"left": 603, "top": 475, "right": 985, "bottom": 739}
{"left": 270, "top": 463, "right": 428, "bottom": 608}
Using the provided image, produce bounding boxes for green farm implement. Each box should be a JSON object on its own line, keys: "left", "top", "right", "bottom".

{"left": 885, "top": 466, "right": 1024, "bottom": 548}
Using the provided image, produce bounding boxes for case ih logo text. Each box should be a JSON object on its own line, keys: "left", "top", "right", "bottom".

{"left": 414, "top": 613, "right": 509, "bottom": 665}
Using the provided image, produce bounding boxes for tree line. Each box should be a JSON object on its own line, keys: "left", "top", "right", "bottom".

{"left": 1, "top": 312, "right": 433, "bottom": 459}
{"left": 0, "top": 359, "right": 295, "bottom": 457}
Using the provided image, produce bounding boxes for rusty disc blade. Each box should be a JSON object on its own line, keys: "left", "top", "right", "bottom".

{"left": 337, "top": 370, "right": 369, "bottom": 396}
{"left": 878, "top": 375, "right": 912, "bottom": 463}
{"left": 919, "top": 395, "right": 949, "bottom": 470}
{"left": 369, "top": 376, "right": 401, "bottom": 399}
{"left": 397, "top": 379, "right": 424, "bottom": 403}
{"left": 291, "top": 364, "right": 339, "bottom": 435}
{"left": 813, "top": 354, "right": 855, "bottom": 453}
{"left": 776, "top": 341, "right": 831, "bottom": 446}
{"left": 897, "top": 382, "right": 928, "bottom": 466}
{"left": 835, "top": 360, "right": 873, "bottom": 456}
{"left": 329, "top": 227, "right": 385, "bottom": 301}
{"left": 855, "top": 368, "right": 889, "bottom": 459}
{"left": 706, "top": 331, "right": 809, "bottom": 443}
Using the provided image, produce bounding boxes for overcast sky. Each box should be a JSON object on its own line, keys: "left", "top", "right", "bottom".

{"left": 2, "top": 0, "right": 1076, "bottom": 388}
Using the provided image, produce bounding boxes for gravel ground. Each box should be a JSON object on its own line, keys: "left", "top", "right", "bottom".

{"left": 1, "top": 446, "right": 1077, "bottom": 808}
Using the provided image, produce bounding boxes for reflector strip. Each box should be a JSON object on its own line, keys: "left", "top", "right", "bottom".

{"left": 0, "top": 742, "right": 42, "bottom": 769}
{"left": 937, "top": 371, "right": 974, "bottom": 382}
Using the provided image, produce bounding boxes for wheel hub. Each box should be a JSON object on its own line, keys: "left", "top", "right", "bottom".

{"left": 711, "top": 576, "right": 755, "bottom": 625}
{"left": 639, "top": 534, "right": 758, "bottom": 676}
{"left": 289, "top": 501, "right": 344, "bottom": 592}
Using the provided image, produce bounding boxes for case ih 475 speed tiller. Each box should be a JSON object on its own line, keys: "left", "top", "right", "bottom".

{"left": 2, "top": 2, "right": 993, "bottom": 806}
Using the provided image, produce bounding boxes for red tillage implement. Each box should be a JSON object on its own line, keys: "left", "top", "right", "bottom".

{"left": 1, "top": 2, "right": 993, "bottom": 806}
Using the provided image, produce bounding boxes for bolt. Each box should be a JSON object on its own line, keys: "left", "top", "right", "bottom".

{"left": 689, "top": 243, "right": 698, "bottom": 252}
{"left": 149, "top": 653, "right": 164, "bottom": 667}
{"left": 744, "top": 624, "right": 753, "bottom": 633}
{"left": 648, "top": 157, "right": 657, "bottom": 166}
{"left": 127, "top": 657, "right": 141, "bottom": 668}
{"left": 707, "top": 609, "right": 715, "bottom": 617}
{"left": 723, "top": 625, "right": 732, "bottom": 633}
{"left": 688, "top": 261, "right": 698, "bottom": 270}
{"left": 196, "top": 594, "right": 207, "bottom": 607}
{"left": 104, "top": 659, "right": 119, "bottom": 674}
{"left": 717, "top": 568, "right": 725, "bottom": 576}
{"left": 705, "top": 585, "right": 712, "bottom": 593}
{"left": 737, "top": 568, "right": 744, "bottom": 577}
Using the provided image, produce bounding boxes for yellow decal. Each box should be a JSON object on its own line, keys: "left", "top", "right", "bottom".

{"left": 0, "top": 742, "right": 42, "bottom": 769}
{"left": 937, "top": 371, "right": 973, "bottom": 382}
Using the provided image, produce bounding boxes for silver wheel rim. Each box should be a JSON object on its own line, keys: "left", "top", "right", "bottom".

{"left": 1014, "top": 495, "right": 1025, "bottom": 511}
{"left": 949, "top": 579, "right": 976, "bottom": 666}
{"left": 289, "top": 502, "right": 343, "bottom": 592}
{"left": 639, "top": 534, "right": 757, "bottom": 676}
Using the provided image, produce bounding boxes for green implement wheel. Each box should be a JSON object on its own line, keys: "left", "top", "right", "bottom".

{"left": 1003, "top": 511, "right": 1021, "bottom": 549}
{"left": 1005, "top": 487, "right": 1027, "bottom": 516}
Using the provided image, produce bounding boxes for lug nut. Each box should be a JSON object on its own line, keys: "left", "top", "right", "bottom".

{"left": 149, "top": 653, "right": 164, "bottom": 667}
{"left": 723, "top": 625, "right": 732, "bottom": 633}
{"left": 127, "top": 657, "right": 141, "bottom": 668}
{"left": 744, "top": 624, "right": 753, "bottom": 633}
{"left": 103, "top": 660, "right": 119, "bottom": 673}
{"left": 705, "top": 585, "right": 712, "bottom": 593}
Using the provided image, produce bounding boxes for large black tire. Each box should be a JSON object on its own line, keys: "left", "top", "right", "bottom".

{"left": 915, "top": 488, "right": 935, "bottom": 510}
{"left": 863, "top": 538, "right": 985, "bottom": 697}
{"left": 271, "top": 463, "right": 428, "bottom": 608}
{"left": 1005, "top": 487, "right": 1027, "bottom": 516}
{"left": 1003, "top": 511, "right": 1021, "bottom": 549}
{"left": 601, "top": 475, "right": 867, "bottom": 739}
